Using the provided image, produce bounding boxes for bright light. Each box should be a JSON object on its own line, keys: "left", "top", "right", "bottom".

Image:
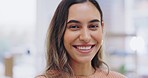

{"left": 0, "top": 0, "right": 36, "bottom": 25}
{"left": 0, "top": 0, "right": 36, "bottom": 38}
{"left": 130, "top": 36, "right": 145, "bottom": 52}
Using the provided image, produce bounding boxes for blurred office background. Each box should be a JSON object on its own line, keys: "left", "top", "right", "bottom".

{"left": 0, "top": 0, "right": 148, "bottom": 78}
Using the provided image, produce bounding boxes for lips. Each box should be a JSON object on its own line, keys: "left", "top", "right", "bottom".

{"left": 73, "top": 45, "right": 95, "bottom": 53}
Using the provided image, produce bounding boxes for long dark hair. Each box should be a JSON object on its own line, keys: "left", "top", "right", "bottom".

{"left": 46, "top": 0, "right": 107, "bottom": 77}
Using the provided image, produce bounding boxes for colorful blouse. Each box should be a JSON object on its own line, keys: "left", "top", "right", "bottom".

{"left": 35, "top": 69, "right": 127, "bottom": 78}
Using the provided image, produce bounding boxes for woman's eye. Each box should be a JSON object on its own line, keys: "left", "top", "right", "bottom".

{"left": 70, "top": 25, "right": 79, "bottom": 28}
{"left": 88, "top": 25, "right": 99, "bottom": 30}
{"left": 68, "top": 25, "right": 80, "bottom": 31}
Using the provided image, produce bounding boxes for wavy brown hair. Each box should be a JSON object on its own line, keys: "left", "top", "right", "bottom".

{"left": 45, "top": 0, "right": 108, "bottom": 77}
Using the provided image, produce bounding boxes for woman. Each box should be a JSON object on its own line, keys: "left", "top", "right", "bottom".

{"left": 36, "top": 0, "right": 127, "bottom": 78}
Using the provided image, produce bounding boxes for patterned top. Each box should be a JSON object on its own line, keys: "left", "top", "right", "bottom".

{"left": 35, "top": 69, "right": 127, "bottom": 78}
{"left": 74, "top": 69, "right": 126, "bottom": 78}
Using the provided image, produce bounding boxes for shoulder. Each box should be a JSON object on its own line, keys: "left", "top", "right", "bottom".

{"left": 95, "top": 69, "right": 127, "bottom": 78}
{"left": 108, "top": 71, "right": 127, "bottom": 78}
{"left": 35, "top": 70, "right": 61, "bottom": 78}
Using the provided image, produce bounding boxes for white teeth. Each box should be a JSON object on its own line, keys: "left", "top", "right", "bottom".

{"left": 77, "top": 46, "right": 91, "bottom": 50}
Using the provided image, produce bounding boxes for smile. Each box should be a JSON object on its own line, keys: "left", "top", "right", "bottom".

{"left": 73, "top": 45, "right": 95, "bottom": 52}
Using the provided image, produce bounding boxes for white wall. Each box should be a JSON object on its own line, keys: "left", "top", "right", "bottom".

{"left": 35, "top": 0, "right": 61, "bottom": 74}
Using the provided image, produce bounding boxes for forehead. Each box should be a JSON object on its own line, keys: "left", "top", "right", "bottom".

{"left": 68, "top": 2, "right": 101, "bottom": 21}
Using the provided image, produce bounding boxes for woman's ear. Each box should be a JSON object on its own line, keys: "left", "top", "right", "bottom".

{"left": 101, "top": 21, "right": 104, "bottom": 33}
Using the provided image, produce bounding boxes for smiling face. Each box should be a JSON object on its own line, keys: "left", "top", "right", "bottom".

{"left": 64, "top": 2, "right": 104, "bottom": 64}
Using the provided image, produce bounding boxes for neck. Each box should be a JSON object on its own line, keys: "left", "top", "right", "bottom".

{"left": 70, "top": 61, "right": 95, "bottom": 76}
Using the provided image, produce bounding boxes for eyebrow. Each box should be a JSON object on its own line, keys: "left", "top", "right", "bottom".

{"left": 89, "top": 19, "right": 101, "bottom": 23}
{"left": 67, "top": 20, "right": 80, "bottom": 24}
{"left": 67, "top": 19, "right": 101, "bottom": 24}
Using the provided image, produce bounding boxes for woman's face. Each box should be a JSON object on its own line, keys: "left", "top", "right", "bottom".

{"left": 64, "top": 2, "right": 104, "bottom": 64}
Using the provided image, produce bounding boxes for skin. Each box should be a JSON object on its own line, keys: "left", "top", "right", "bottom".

{"left": 64, "top": 1, "right": 104, "bottom": 76}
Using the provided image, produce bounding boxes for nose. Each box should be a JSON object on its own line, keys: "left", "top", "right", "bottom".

{"left": 79, "top": 28, "right": 91, "bottom": 43}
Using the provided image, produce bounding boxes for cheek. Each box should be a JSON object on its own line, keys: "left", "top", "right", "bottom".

{"left": 63, "top": 31, "right": 79, "bottom": 57}
{"left": 64, "top": 31, "right": 73, "bottom": 43}
{"left": 64, "top": 31, "right": 78, "bottom": 47}
{"left": 64, "top": 32, "right": 69, "bottom": 48}
{"left": 64, "top": 33, "right": 69, "bottom": 54}
{"left": 92, "top": 31, "right": 103, "bottom": 42}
